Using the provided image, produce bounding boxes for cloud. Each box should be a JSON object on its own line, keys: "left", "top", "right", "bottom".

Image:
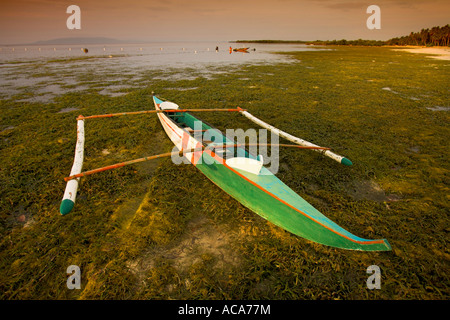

{"left": 325, "top": 1, "right": 365, "bottom": 11}
{"left": 309, "top": 0, "right": 449, "bottom": 11}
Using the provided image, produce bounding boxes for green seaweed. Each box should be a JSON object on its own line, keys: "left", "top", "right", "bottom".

{"left": 0, "top": 46, "right": 448, "bottom": 300}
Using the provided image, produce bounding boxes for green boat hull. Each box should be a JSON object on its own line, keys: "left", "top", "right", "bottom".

{"left": 197, "top": 157, "right": 390, "bottom": 251}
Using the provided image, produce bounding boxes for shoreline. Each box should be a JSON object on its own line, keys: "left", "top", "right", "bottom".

{"left": 388, "top": 46, "right": 450, "bottom": 60}
{"left": 234, "top": 41, "right": 450, "bottom": 61}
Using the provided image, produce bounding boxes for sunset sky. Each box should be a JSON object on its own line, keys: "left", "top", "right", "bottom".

{"left": 1, "top": 0, "right": 449, "bottom": 44}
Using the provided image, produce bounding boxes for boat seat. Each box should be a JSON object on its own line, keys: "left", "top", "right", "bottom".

{"left": 160, "top": 101, "right": 179, "bottom": 110}
{"left": 225, "top": 155, "right": 264, "bottom": 175}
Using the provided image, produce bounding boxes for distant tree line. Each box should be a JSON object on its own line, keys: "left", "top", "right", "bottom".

{"left": 235, "top": 40, "right": 308, "bottom": 44}
{"left": 235, "top": 39, "right": 385, "bottom": 46}
{"left": 235, "top": 25, "right": 450, "bottom": 47}
{"left": 386, "top": 25, "right": 450, "bottom": 46}
{"left": 306, "top": 39, "right": 385, "bottom": 46}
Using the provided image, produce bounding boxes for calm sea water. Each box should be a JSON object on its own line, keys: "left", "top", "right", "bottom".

{"left": 0, "top": 41, "right": 327, "bottom": 102}
{"left": 0, "top": 41, "right": 319, "bottom": 65}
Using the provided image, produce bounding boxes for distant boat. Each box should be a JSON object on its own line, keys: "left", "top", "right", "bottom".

{"left": 233, "top": 47, "right": 250, "bottom": 53}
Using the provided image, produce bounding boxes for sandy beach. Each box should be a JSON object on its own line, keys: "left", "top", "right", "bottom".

{"left": 390, "top": 46, "right": 450, "bottom": 60}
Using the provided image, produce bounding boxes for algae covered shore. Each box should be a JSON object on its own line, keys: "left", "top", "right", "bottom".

{"left": 0, "top": 46, "right": 449, "bottom": 300}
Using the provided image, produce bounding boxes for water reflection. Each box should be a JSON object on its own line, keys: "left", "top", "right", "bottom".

{"left": 0, "top": 41, "right": 327, "bottom": 101}
{"left": 0, "top": 41, "right": 319, "bottom": 65}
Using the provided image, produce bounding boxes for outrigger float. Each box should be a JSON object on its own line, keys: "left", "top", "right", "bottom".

{"left": 60, "top": 96, "right": 391, "bottom": 251}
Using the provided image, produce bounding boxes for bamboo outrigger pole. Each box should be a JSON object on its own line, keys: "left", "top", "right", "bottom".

{"left": 64, "top": 144, "right": 330, "bottom": 182}
{"left": 77, "top": 108, "right": 245, "bottom": 120}
{"left": 60, "top": 118, "right": 85, "bottom": 215}
{"left": 237, "top": 107, "right": 353, "bottom": 166}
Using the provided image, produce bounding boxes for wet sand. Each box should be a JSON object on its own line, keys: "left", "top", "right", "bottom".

{"left": 390, "top": 46, "right": 450, "bottom": 60}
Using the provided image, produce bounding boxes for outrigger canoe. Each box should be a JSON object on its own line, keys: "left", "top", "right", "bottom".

{"left": 60, "top": 96, "right": 390, "bottom": 251}
{"left": 153, "top": 96, "right": 391, "bottom": 251}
